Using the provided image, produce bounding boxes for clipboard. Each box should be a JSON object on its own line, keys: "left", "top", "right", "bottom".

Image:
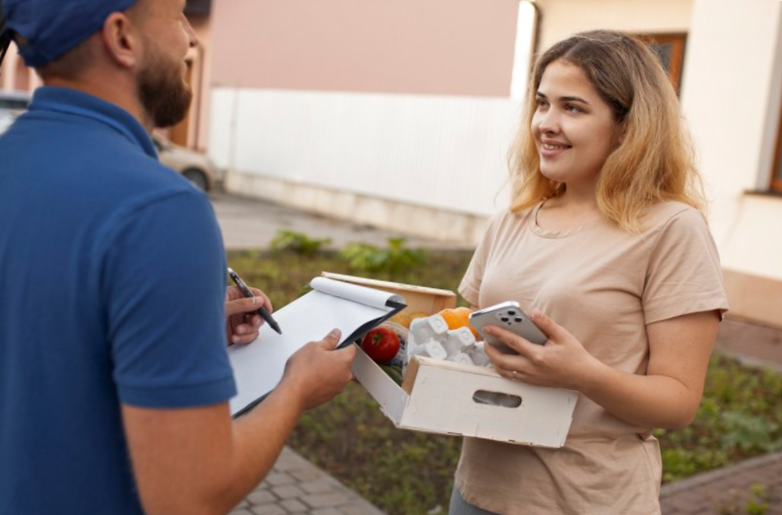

{"left": 228, "top": 276, "right": 406, "bottom": 417}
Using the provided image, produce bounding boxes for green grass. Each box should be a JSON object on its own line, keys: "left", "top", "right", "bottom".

{"left": 227, "top": 248, "right": 782, "bottom": 515}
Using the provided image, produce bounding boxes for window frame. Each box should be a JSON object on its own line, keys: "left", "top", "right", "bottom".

{"left": 771, "top": 110, "right": 782, "bottom": 192}
{"left": 642, "top": 32, "right": 687, "bottom": 95}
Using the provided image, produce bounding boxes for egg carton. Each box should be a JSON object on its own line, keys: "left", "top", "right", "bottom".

{"left": 405, "top": 314, "right": 491, "bottom": 370}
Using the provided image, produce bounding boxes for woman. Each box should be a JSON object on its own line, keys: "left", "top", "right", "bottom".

{"left": 451, "top": 30, "right": 728, "bottom": 515}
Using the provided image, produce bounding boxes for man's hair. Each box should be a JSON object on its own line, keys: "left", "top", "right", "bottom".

{"left": 36, "top": 37, "right": 95, "bottom": 80}
{"left": 508, "top": 30, "right": 705, "bottom": 232}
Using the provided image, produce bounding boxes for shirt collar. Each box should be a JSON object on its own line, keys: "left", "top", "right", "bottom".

{"left": 28, "top": 86, "right": 158, "bottom": 159}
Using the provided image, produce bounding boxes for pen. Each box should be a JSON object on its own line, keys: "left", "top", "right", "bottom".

{"left": 227, "top": 267, "right": 283, "bottom": 335}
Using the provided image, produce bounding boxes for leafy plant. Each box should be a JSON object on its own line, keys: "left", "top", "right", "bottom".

{"left": 270, "top": 229, "right": 331, "bottom": 256}
{"left": 340, "top": 237, "right": 426, "bottom": 275}
{"left": 720, "top": 412, "right": 782, "bottom": 453}
{"left": 716, "top": 483, "right": 775, "bottom": 515}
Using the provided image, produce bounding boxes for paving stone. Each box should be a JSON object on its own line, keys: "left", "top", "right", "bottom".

{"left": 247, "top": 490, "right": 278, "bottom": 505}
{"left": 280, "top": 499, "right": 309, "bottom": 513}
{"left": 289, "top": 467, "right": 325, "bottom": 482}
{"left": 299, "top": 479, "right": 338, "bottom": 495}
{"left": 272, "top": 484, "right": 306, "bottom": 499}
{"left": 265, "top": 472, "right": 297, "bottom": 486}
{"left": 309, "top": 509, "right": 345, "bottom": 515}
{"left": 337, "top": 501, "right": 388, "bottom": 515}
{"left": 250, "top": 503, "right": 286, "bottom": 515}
{"left": 301, "top": 493, "right": 353, "bottom": 509}
{"left": 274, "top": 448, "right": 309, "bottom": 471}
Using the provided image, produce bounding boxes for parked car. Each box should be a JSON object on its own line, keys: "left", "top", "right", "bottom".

{"left": 151, "top": 133, "right": 223, "bottom": 192}
{"left": 0, "top": 90, "right": 31, "bottom": 135}
{"left": 0, "top": 92, "right": 222, "bottom": 192}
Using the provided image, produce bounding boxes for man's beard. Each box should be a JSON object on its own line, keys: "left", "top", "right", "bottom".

{"left": 137, "top": 46, "right": 193, "bottom": 129}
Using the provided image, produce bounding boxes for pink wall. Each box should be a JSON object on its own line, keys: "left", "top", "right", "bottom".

{"left": 210, "top": 0, "right": 520, "bottom": 97}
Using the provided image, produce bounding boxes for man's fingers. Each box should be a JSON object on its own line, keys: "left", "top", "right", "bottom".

{"left": 248, "top": 288, "right": 273, "bottom": 312}
{"left": 225, "top": 296, "right": 263, "bottom": 317}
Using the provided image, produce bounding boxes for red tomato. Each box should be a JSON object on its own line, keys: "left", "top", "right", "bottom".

{"left": 360, "top": 327, "right": 400, "bottom": 363}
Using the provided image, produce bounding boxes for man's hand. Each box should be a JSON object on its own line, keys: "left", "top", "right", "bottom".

{"left": 224, "top": 285, "right": 271, "bottom": 345}
{"left": 280, "top": 329, "right": 357, "bottom": 410}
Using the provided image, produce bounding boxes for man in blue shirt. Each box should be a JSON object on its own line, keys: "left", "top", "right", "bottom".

{"left": 0, "top": 1, "right": 357, "bottom": 514}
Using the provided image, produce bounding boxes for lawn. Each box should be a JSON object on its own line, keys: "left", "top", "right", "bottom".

{"left": 227, "top": 244, "right": 782, "bottom": 515}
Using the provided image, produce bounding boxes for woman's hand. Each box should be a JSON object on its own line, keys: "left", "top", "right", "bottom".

{"left": 483, "top": 310, "right": 602, "bottom": 390}
{"left": 224, "top": 285, "right": 272, "bottom": 346}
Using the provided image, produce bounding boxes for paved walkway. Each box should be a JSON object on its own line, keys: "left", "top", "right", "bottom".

{"left": 212, "top": 193, "right": 782, "bottom": 515}
{"left": 229, "top": 448, "right": 386, "bottom": 515}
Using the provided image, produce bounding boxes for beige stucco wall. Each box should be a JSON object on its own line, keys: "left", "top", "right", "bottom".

{"left": 209, "top": 0, "right": 520, "bottom": 97}
{"left": 189, "top": 17, "right": 213, "bottom": 151}
{"left": 679, "top": 0, "right": 782, "bottom": 326}
{"left": 534, "top": 0, "right": 692, "bottom": 51}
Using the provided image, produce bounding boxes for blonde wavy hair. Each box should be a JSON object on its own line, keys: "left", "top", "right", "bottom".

{"left": 509, "top": 30, "right": 705, "bottom": 232}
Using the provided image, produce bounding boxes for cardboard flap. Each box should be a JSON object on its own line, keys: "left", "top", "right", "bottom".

{"left": 322, "top": 272, "right": 456, "bottom": 314}
{"left": 352, "top": 346, "right": 409, "bottom": 425}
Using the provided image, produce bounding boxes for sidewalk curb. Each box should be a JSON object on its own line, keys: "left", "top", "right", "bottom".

{"left": 660, "top": 451, "right": 782, "bottom": 498}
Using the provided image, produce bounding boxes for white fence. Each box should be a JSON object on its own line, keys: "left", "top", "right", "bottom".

{"left": 208, "top": 88, "right": 523, "bottom": 218}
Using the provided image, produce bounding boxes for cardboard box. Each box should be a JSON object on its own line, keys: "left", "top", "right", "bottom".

{"left": 322, "top": 272, "right": 579, "bottom": 448}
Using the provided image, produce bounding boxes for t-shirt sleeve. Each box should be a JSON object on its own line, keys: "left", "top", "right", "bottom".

{"left": 101, "top": 190, "right": 236, "bottom": 408}
{"left": 642, "top": 208, "right": 729, "bottom": 324}
{"left": 458, "top": 211, "right": 505, "bottom": 307}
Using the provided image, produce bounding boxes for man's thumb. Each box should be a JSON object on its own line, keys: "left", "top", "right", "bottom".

{"left": 319, "top": 328, "right": 342, "bottom": 348}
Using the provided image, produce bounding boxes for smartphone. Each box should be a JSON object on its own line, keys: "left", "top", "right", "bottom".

{"left": 468, "top": 301, "right": 547, "bottom": 353}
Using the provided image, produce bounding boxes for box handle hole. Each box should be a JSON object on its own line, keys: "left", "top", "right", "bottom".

{"left": 472, "top": 390, "right": 522, "bottom": 408}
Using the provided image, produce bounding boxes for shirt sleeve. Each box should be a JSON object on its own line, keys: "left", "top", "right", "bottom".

{"left": 642, "top": 208, "right": 729, "bottom": 324}
{"left": 458, "top": 211, "right": 505, "bottom": 307}
{"left": 100, "top": 189, "right": 236, "bottom": 408}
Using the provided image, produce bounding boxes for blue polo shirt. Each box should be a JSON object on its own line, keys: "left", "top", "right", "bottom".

{"left": 0, "top": 87, "right": 236, "bottom": 514}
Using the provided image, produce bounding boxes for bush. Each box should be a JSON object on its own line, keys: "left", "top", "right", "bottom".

{"left": 270, "top": 229, "right": 332, "bottom": 256}
{"left": 340, "top": 238, "right": 427, "bottom": 275}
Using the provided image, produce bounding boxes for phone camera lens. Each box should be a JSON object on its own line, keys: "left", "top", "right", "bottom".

{"left": 507, "top": 310, "right": 516, "bottom": 316}
{"left": 514, "top": 317, "right": 523, "bottom": 323}
{"left": 500, "top": 317, "right": 509, "bottom": 323}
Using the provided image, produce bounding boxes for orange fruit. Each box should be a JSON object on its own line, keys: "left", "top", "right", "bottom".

{"left": 389, "top": 312, "right": 413, "bottom": 328}
{"left": 438, "top": 307, "right": 479, "bottom": 338}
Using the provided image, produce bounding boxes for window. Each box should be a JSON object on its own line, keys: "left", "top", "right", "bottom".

{"left": 643, "top": 33, "right": 687, "bottom": 94}
{"left": 184, "top": 0, "right": 210, "bottom": 16}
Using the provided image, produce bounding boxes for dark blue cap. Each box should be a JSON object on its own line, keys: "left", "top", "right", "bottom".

{"left": 1, "top": 0, "right": 141, "bottom": 68}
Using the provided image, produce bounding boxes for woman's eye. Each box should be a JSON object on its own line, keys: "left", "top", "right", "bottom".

{"left": 565, "top": 104, "right": 582, "bottom": 113}
{"left": 535, "top": 98, "right": 548, "bottom": 108}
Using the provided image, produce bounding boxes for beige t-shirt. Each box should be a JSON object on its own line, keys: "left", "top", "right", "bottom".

{"left": 457, "top": 201, "right": 728, "bottom": 515}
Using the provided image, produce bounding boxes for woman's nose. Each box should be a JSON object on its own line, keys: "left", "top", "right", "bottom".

{"left": 537, "top": 109, "right": 559, "bottom": 134}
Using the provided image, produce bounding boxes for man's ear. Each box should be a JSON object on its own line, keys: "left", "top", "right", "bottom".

{"left": 100, "top": 12, "right": 141, "bottom": 70}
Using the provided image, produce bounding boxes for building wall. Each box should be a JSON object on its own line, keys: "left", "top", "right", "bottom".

{"left": 210, "top": 0, "right": 520, "bottom": 97}
{"left": 680, "top": 0, "right": 782, "bottom": 327}
{"left": 187, "top": 17, "right": 213, "bottom": 151}
{"left": 0, "top": 43, "right": 40, "bottom": 93}
{"left": 208, "top": 0, "right": 530, "bottom": 242}
{"left": 207, "top": 0, "right": 701, "bottom": 244}
{"left": 534, "top": 0, "right": 692, "bottom": 51}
